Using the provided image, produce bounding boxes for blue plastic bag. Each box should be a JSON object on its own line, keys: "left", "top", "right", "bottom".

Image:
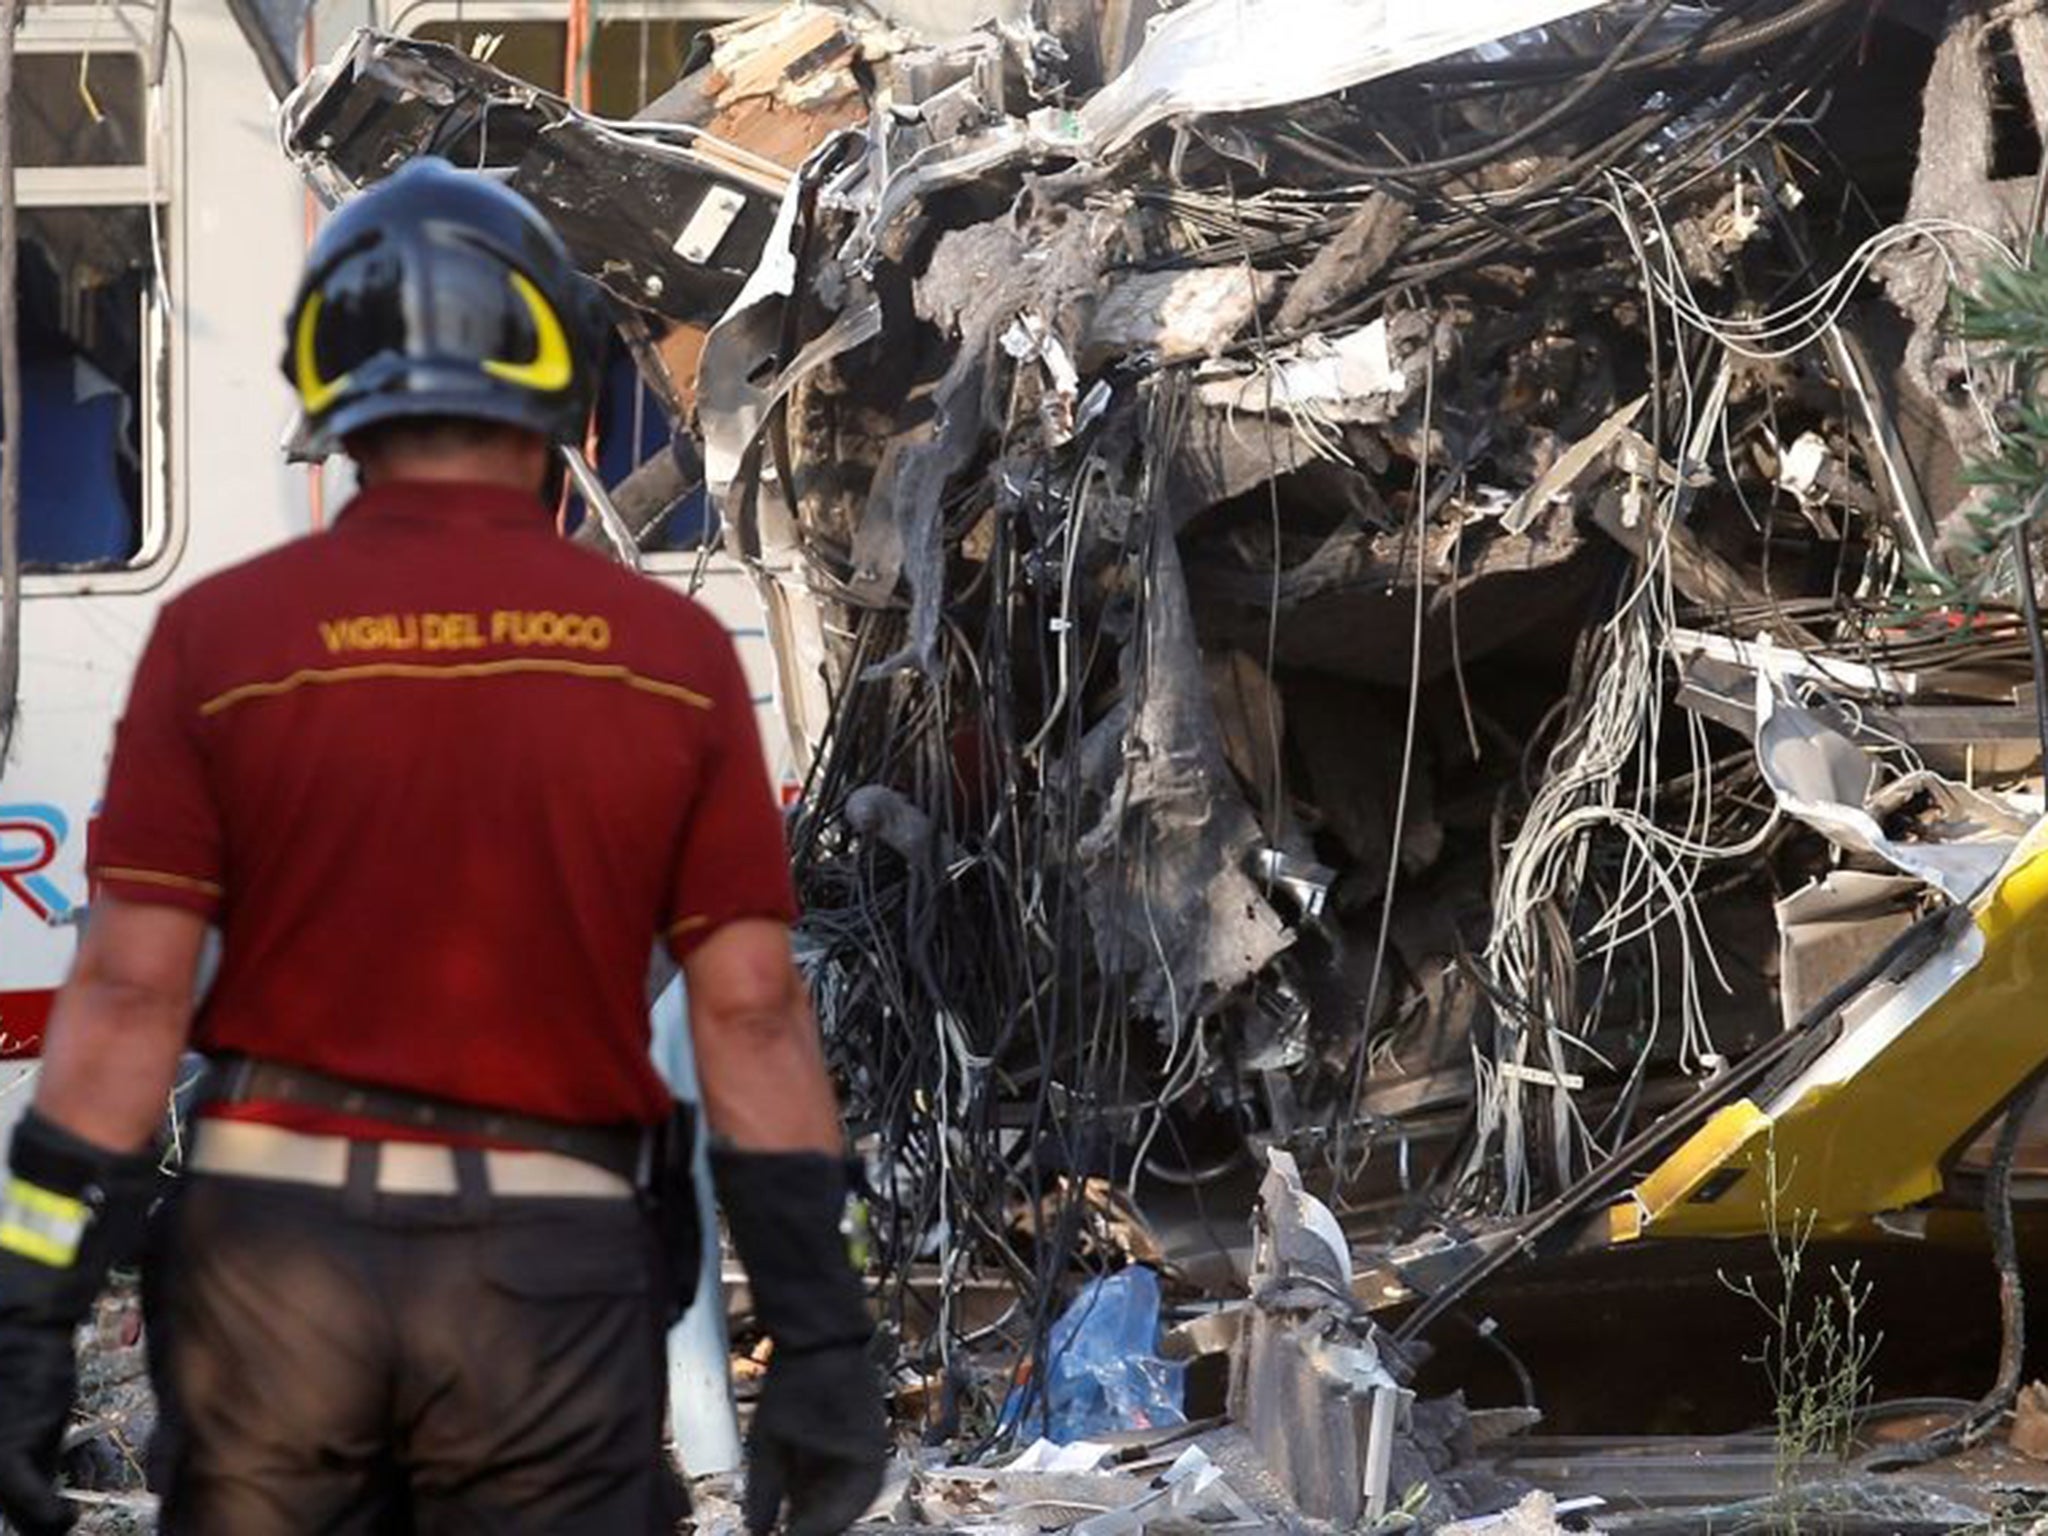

{"left": 1036, "top": 1267, "right": 1187, "bottom": 1443}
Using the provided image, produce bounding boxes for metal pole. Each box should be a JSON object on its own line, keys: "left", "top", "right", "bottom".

{"left": 0, "top": 0, "right": 24, "bottom": 769}
{"left": 2013, "top": 523, "right": 2048, "bottom": 771}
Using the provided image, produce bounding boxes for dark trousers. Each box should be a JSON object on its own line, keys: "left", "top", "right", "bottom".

{"left": 143, "top": 1173, "right": 679, "bottom": 1535}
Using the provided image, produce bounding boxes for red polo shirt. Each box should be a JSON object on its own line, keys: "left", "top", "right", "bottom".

{"left": 90, "top": 481, "right": 797, "bottom": 1131}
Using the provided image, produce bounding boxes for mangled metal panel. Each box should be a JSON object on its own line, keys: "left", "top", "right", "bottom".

{"left": 1076, "top": 0, "right": 1617, "bottom": 154}
{"left": 280, "top": 0, "right": 2048, "bottom": 1401}
{"left": 282, "top": 33, "right": 787, "bottom": 324}
{"left": 1754, "top": 657, "right": 2032, "bottom": 904}
{"left": 1233, "top": 1151, "right": 1412, "bottom": 1525}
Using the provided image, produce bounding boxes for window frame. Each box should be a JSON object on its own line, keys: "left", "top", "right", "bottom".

{"left": 392, "top": 0, "right": 769, "bottom": 127}
{"left": 390, "top": 0, "right": 763, "bottom": 44}
{"left": 18, "top": 6, "right": 184, "bottom": 600}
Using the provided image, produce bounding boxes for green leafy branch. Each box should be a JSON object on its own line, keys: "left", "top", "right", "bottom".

{"left": 1894, "top": 243, "right": 2048, "bottom": 620}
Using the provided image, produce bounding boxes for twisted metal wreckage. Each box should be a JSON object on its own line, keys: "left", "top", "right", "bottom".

{"left": 280, "top": 0, "right": 2048, "bottom": 1478}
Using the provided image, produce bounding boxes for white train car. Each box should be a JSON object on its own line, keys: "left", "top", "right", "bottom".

{"left": 0, "top": 0, "right": 779, "bottom": 1126}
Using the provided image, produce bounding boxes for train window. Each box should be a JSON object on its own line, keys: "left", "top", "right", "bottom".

{"left": 413, "top": 20, "right": 568, "bottom": 101}
{"left": 585, "top": 18, "right": 710, "bottom": 118}
{"left": 15, "top": 206, "right": 158, "bottom": 570}
{"left": 410, "top": 14, "right": 726, "bottom": 117}
{"left": 13, "top": 44, "right": 168, "bottom": 576}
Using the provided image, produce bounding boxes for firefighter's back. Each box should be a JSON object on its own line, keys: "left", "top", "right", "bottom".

{"left": 119, "top": 482, "right": 766, "bottom": 1128}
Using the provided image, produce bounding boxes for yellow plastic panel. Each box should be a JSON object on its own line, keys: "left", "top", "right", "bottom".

{"left": 1613, "top": 829, "right": 2048, "bottom": 1242}
{"left": 1607, "top": 1102, "right": 1772, "bottom": 1243}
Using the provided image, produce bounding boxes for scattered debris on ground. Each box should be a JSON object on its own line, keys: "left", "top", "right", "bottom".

{"left": 66, "top": 0, "right": 2048, "bottom": 1529}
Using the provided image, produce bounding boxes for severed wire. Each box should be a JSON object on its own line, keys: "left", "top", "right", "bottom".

{"left": 1602, "top": 172, "right": 2020, "bottom": 361}
{"left": 774, "top": 0, "right": 1946, "bottom": 1384}
{"left": 1330, "top": 329, "right": 1436, "bottom": 1201}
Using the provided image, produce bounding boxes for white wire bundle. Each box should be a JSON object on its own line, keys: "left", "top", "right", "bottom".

{"left": 1601, "top": 169, "right": 2020, "bottom": 363}
{"left": 1469, "top": 519, "right": 1779, "bottom": 1211}
{"left": 1468, "top": 177, "right": 1824, "bottom": 1212}
{"left": 1467, "top": 168, "right": 2026, "bottom": 1212}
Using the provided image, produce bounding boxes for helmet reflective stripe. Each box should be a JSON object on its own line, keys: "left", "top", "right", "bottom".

{"left": 279, "top": 159, "right": 598, "bottom": 450}
{"left": 482, "top": 270, "right": 573, "bottom": 394}
{"left": 293, "top": 291, "right": 353, "bottom": 418}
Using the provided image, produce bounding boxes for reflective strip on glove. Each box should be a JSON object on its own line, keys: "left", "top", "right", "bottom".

{"left": 842, "top": 1194, "right": 871, "bottom": 1273}
{"left": 0, "top": 1179, "right": 87, "bottom": 1269}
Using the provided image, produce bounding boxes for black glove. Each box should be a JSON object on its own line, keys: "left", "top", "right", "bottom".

{"left": 743, "top": 1345, "right": 888, "bottom": 1536}
{"left": 0, "top": 1111, "right": 158, "bottom": 1536}
{"left": 713, "top": 1148, "right": 886, "bottom": 1536}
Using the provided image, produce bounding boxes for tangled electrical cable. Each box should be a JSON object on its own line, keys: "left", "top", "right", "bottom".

{"left": 768, "top": 0, "right": 1952, "bottom": 1409}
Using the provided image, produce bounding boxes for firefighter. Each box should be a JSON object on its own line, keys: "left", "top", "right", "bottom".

{"left": 0, "top": 159, "right": 886, "bottom": 1534}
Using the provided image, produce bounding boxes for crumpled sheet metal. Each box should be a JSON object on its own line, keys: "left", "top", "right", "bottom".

{"left": 296, "top": 0, "right": 2048, "bottom": 1323}
{"left": 1073, "top": 528, "right": 1293, "bottom": 1020}
{"left": 1774, "top": 871, "right": 1921, "bottom": 1031}
{"left": 728, "top": 0, "right": 2012, "bottom": 1259}
{"left": 1233, "top": 1149, "right": 1409, "bottom": 1525}
{"left": 916, "top": 1443, "right": 1261, "bottom": 1534}
{"left": 280, "top": 32, "right": 785, "bottom": 324}
{"left": 1074, "top": 0, "right": 1614, "bottom": 154}
{"left": 697, "top": 142, "right": 873, "bottom": 767}
{"left": 1752, "top": 652, "right": 2034, "bottom": 905}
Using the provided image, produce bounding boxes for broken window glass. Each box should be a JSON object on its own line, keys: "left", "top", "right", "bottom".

{"left": 13, "top": 205, "right": 157, "bottom": 570}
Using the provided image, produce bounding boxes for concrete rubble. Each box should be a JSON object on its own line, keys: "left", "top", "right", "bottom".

{"left": 64, "top": 0, "right": 2048, "bottom": 1529}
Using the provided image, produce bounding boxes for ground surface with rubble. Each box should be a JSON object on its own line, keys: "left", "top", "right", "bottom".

{"left": 50, "top": 0, "right": 2048, "bottom": 1530}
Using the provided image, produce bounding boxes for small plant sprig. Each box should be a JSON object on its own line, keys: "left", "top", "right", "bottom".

{"left": 1718, "top": 1138, "right": 1881, "bottom": 1536}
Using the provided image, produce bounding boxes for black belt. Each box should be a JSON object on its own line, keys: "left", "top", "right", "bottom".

{"left": 202, "top": 1056, "right": 650, "bottom": 1184}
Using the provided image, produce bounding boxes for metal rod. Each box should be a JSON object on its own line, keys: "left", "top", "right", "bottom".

{"left": 2013, "top": 523, "right": 2048, "bottom": 770}
{"left": 1861, "top": 1076, "right": 2044, "bottom": 1470}
{"left": 222, "top": 0, "right": 295, "bottom": 101}
{"left": 0, "top": 0, "right": 24, "bottom": 770}
{"left": 559, "top": 444, "right": 641, "bottom": 567}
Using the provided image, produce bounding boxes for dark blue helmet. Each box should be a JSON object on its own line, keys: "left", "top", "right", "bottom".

{"left": 281, "top": 159, "right": 601, "bottom": 452}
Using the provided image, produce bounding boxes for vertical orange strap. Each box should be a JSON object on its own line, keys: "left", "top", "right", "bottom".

{"left": 564, "top": 0, "right": 591, "bottom": 111}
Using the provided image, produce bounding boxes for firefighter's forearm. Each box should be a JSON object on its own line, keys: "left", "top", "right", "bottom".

{"left": 30, "top": 897, "right": 203, "bottom": 1155}
{"left": 684, "top": 919, "right": 843, "bottom": 1153}
{"left": 35, "top": 974, "right": 190, "bottom": 1154}
{"left": 693, "top": 991, "right": 842, "bottom": 1152}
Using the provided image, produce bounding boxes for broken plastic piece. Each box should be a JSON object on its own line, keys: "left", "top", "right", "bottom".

{"left": 1029, "top": 1268, "right": 1187, "bottom": 1445}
